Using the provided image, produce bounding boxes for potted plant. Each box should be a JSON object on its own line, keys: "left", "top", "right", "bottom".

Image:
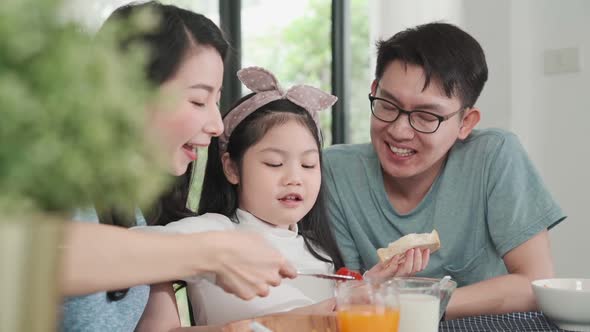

{"left": 0, "top": 0, "right": 166, "bottom": 330}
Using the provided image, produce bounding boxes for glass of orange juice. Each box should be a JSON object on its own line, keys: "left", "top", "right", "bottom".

{"left": 336, "top": 280, "right": 400, "bottom": 332}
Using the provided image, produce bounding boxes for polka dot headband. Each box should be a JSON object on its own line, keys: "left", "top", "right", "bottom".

{"left": 219, "top": 66, "right": 338, "bottom": 153}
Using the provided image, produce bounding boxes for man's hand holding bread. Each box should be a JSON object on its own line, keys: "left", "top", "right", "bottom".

{"left": 364, "top": 230, "right": 440, "bottom": 280}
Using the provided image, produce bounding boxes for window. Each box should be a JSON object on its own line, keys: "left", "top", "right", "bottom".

{"left": 161, "top": 0, "right": 218, "bottom": 24}
{"left": 242, "top": 0, "right": 334, "bottom": 143}
{"left": 61, "top": 0, "right": 218, "bottom": 31}
{"left": 348, "top": 0, "right": 371, "bottom": 143}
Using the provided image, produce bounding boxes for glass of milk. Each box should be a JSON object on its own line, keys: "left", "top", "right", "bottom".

{"left": 392, "top": 278, "right": 441, "bottom": 332}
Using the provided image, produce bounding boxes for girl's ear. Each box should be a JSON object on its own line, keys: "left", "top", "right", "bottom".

{"left": 221, "top": 152, "right": 240, "bottom": 185}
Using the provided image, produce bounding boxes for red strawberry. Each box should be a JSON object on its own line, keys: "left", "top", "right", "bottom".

{"left": 336, "top": 267, "right": 363, "bottom": 280}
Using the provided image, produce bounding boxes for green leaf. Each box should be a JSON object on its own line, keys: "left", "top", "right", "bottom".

{"left": 0, "top": 0, "right": 168, "bottom": 217}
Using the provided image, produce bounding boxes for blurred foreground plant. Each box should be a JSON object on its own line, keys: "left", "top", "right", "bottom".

{"left": 0, "top": 0, "right": 168, "bottom": 216}
{"left": 1, "top": 0, "right": 171, "bottom": 330}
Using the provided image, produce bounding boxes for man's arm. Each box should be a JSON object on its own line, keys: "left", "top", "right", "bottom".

{"left": 445, "top": 230, "right": 553, "bottom": 319}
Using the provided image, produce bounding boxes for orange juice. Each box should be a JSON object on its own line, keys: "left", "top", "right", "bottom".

{"left": 338, "top": 305, "right": 400, "bottom": 332}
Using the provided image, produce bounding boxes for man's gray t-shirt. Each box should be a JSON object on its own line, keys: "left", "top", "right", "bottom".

{"left": 323, "top": 129, "right": 565, "bottom": 287}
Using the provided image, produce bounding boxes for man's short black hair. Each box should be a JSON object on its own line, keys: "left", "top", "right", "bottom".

{"left": 375, "top": 22, "right": 488, "bottom": 108}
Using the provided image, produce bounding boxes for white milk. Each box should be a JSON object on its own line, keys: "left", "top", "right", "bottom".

{"left": 398, "top": 293, "right": 440, "bottom": 332}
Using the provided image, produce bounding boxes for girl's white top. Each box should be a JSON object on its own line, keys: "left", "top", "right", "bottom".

{"left": 137, "top": 209, "right": 334, "bottom": 325}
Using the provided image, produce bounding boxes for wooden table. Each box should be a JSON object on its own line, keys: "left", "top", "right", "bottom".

{"left": 174, "top": 313, "right": 338, "bottom": 332}
{"left": 175, "top": 311, "right": 564, "bottom": 332}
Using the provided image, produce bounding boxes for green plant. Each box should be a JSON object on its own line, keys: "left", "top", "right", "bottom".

{"left": 0, "top": 0, "right": 167, "bottom": 216}
{"left": 244, "top": 0, "right": 371, "bottom": 145}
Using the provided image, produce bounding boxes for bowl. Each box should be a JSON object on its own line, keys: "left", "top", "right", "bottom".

{"left": 532, "top": 278, "right": 590, "bottom": 331}
{"left": 392, "top": 277, "right": 457, "bottom": 320}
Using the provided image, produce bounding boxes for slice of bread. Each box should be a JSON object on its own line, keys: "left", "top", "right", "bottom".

{"left": 377, "top": 230, "right": 440, "bottom": 263}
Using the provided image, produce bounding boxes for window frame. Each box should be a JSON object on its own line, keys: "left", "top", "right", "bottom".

{"left": 218, "top": 0, "right": 350, "bottom": 144}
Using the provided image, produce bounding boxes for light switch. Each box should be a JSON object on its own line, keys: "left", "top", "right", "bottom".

{"left": 543, "top": 47, "right": 582, "bottom": 75}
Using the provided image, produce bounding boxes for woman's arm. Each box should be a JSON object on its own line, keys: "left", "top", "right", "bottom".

{"left": 60, "top": 222, "right": 296, "bottom": 299}
{"left": 60, "top": 223, "right": 202, "bottom": 295}
{"left": 445, "top": 230, "right": 553, "bottom": 319}
{"left": 135, "top": 282, "right": 180, "bottom": 332}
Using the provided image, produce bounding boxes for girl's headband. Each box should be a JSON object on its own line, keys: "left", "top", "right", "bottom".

{"left": 219, "top": 66, "right": 338, "bottom": 153}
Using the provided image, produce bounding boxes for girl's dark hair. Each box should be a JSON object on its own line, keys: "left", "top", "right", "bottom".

{"left": 198, "top": 94, "right": 344, "bottom": 271}
{"left": 95, "top": 1, "right": 228, "bottom": 301}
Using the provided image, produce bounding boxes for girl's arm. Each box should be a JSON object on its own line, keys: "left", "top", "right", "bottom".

{"left": 60, "top": 222, "right": 296, "bottom": 299}
{"left": 135, "top": 282, "right": 180, "bottom": 332}
{"left": 445, "top": 230, "right": 553, "bottom": 319}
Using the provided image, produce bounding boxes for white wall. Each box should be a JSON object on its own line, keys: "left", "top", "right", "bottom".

{"left": 371, "top": 0, "right": 590, "bottom": 277}
{"left": 513, "top": 0, "right": 590, "bottom": 278}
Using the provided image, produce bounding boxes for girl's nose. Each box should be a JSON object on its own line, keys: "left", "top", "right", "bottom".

{"left": 284, "top": 166, "right": 303, "bottom": 186}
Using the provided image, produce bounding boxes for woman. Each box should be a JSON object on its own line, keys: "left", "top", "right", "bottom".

{"left": 60, "top": 3, "right": 295, "bottom": 331}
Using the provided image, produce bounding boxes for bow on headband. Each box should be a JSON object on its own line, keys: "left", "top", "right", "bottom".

{"left": 219, "top": 66, "right": 338, "bottom": 153}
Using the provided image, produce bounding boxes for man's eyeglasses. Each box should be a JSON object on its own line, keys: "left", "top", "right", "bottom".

{"left": 368, "top": 94, "right": 464, "bottom": 134}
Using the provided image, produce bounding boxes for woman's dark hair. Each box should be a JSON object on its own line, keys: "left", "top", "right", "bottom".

{"left": 97, "top": 1, "right": 228, "bottom": 228}
{"left": 198, "top": 93, "right": 344, "bottom": 271}
{"left": 375, "top": 22, "right": 488, "bottom": 108}
{"left": 95, "top": 1, "right": 228, "bottom": 301}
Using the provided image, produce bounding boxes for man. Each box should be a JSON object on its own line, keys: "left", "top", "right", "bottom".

{"left": 323, "top": 22, "right": 565, "bottom": 319}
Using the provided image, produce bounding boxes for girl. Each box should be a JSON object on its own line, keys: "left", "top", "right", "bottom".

{"left": 60, "top": 4, "right": 295, "bottom": 332}
{"left": 137, "top": 66, "right": 345, "bottom": 328}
